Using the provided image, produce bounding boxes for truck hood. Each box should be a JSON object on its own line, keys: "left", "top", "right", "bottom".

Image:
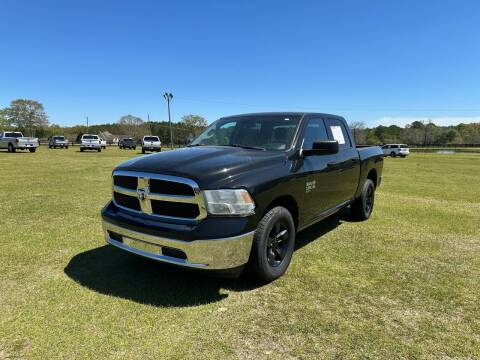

{"left": 115, "top": 146, "right": 286, "bottom": 188}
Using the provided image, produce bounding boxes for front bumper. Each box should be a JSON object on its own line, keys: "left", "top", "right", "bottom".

{"left": 102, "top": 220, "right": 255, "bottom": 270}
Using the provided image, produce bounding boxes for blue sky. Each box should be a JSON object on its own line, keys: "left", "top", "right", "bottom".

{"left": 1, "top": 0, "right": 480, "bottom": 127}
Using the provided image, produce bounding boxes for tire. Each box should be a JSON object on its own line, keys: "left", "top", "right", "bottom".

{"left": 248, "top": 206, "right": 296, "bottom": 282}
{"left": 49, "top": 145, "right": 52, "bottom": 149}
{"left": 133, "top": 147, "right": 136, "bottom": 150}
{"left": 351, "top": 179, "right": 375, "bottom": 221}
{"left": 390, "top": 151, "right": 396, "bottom": 157}
{"left": 8, "top": 143, "right": 16, "bottom": 153}
{"left": 66, "top": 146, "right": 69, "bottom": 149}
{"left": 54, "top": 146, "right": 56, "bottom": 149}
{"left": 80, "top": 148, "right": 84, "bottom": 152}
{"left": 142, "top": 148, "right": 145, "bottom": 154}
{"left": 98, "top": 148, "right": 101, "bottom": 152}
{"left": 29, "top": 148, "right": 36, "bottom": 153}
{"left": 159, "top": 148, "right": 162, "bottom": 152}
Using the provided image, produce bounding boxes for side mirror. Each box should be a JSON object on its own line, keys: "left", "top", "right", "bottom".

{"left": 303, "top": 140, "right": 339, "bottom": 156}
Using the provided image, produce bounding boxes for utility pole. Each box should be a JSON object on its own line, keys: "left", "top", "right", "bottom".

{"left": 86, "top": 116, "right": 89, "bottom": 133}
{"left": 163, "top": 92, "right": 174, "bottom": 148}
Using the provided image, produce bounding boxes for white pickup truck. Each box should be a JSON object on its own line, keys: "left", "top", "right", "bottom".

{"left": 0, "top": 131, "right": 39, "bottom": 153}
{"left": 80, "top": 134, "right": 102, "bottom": 152}
{"left": 141, "top": 135, "right": 161, "bottom": 154}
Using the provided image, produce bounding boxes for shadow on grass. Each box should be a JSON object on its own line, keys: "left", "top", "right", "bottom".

{"left": 65, "top": 209, "right": 353, "bottom": 307}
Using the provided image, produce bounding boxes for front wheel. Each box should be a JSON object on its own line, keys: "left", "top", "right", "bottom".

{"left": 248, "top": 206, "right": 295, "bottom": 282}
{"left": 351, "top": 179, "right": 375, "bottom": 221}
{"left": 98, "top": 148, "right": 101, "bottom": 152}
{"left": 142, "top": 148, "right": 145, "bottom": 154}
{"left": 8, "top": 143, "right": 16, "bottom": 153}
{"left": 390, "top": 151, "right": 396, "bottom": 157}
{"left": 29, "top": 148, "right": 36, "bottom": 153}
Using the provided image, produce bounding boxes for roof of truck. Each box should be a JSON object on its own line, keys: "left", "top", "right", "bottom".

{"left": 221, "top": 112, "right": 345, "bottom": 120}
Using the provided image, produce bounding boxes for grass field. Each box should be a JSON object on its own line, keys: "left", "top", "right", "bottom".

{"left": 1, "top": 147, "right": 479, "bottom": 359}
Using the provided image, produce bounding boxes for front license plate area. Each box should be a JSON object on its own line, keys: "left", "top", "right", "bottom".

{"left": 123, "top": 237, "right": 161, "bottom": 255}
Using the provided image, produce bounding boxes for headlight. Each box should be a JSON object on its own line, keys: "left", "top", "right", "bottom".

{"left": 203, "top": 189, "right": 255, "bottom": 216}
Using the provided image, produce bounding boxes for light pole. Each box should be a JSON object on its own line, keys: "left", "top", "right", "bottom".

{"left": 163, "top": 92, "right": 174, "bottom": 148}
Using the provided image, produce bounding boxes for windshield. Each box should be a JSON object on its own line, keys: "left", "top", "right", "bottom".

{"left": 144, "top": 136, "right": 159, "bottom": 141}
{"left": 190, "top": 115, "right": 301, "bottom": 151}
{"left": 6, "top": 132, "right": 23, "bottom": 138}
{"left": 54, "top": 136, "right": 65, "bottom": 141}
{"left": 83, "top": 135, "right": 98, "bottom": 140}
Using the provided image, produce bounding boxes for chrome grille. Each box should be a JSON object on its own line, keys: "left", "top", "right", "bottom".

{"left": 112, "top": 170, "right": 207, "bottom": 221}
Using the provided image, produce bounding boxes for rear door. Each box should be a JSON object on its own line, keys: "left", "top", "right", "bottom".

{"left": 324, "top": 118, "right": 360, "bottom": 204}
{"left": 299, "top": 117, "right": 339, "bottom": 221}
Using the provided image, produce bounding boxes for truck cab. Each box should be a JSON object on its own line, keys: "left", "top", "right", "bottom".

{"left": 80, "top": 134, "right": 102, "bottom": 152}
{"left": 101, "top": 113, "right": 383, "bottom": 281}
{"left": 49, "top": 135, "right": 69, "bottom": 149}
{"left": 141, "top": 136, "right": 161, "bottom": 153}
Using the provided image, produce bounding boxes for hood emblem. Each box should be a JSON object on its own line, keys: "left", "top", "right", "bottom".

{"left": 137, "top": 187, "right": 148, "bottom": 201}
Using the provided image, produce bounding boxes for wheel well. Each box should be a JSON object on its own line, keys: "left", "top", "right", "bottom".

{"left": 367, "top": 169, "right": 378, "bottom": 188}
{"left": 263, "top": 195, "right": 299, "bottom": 230}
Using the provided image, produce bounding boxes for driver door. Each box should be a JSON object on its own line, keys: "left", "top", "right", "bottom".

{"left": 299, "top": 117, "right": 339, "bottom": 223}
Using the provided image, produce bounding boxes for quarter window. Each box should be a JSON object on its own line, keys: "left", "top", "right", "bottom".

{"left": 325, "top": 119, "right": 352, "bottom": 148}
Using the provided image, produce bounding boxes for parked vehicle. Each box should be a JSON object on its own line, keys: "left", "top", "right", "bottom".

{"left": 141, "top": 136, "right": 161, "bottom": 153}
{"left": 382, "top": 144, "right": 409, "bottom": 157}
{"left": 119, "top": 138, "right": 137, "bottom": 150}
{"left": 99, "top": 138, "right": 107, "bottom": 149}
{"left": 0, "top": 131, "right": 39, "bottom": 153}
{"left": 49, "top": 135, "right": 69, "bottom": 149}
{"left": 101, "top": 112, "right": 384, "bottom": 281}
{"left": 80, "top": 134, "right": 102, "bottom": 152}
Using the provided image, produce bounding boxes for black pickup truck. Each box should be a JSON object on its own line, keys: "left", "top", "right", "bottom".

{"left": 119, "top": 138, "right": 137, "bottom": 150}
{"left": 101, "top": 112, "right": 383, "bottom": 281}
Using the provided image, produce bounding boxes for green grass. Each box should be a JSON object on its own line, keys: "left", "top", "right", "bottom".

{"left": 0, "top": 147, "right": 479, "bottom": 359}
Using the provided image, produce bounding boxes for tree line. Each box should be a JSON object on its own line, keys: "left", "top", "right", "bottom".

{"left": 350, "top": 120, "right": 480, "bottom": 145}
{"left": 0, "top": 99, "right": 208, "bottom": 145}
{"left": 2, "top": 98, "right": 480, "bottom": 145}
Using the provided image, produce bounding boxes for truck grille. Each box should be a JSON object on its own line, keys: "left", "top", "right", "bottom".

{"left": 111, "top": 170, "right": 206, "bottom": 221}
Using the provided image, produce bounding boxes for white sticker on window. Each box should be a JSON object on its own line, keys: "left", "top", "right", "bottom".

{"left": 330, "top": 126, "right": 345, "bottom": 144}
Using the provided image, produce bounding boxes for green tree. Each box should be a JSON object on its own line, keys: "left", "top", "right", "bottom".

{"left": 3, "top": 99, "right": 49, "bottom": 136}
{"left": 118, "top": 115, "right": 145, "bottom": 139}
{"left": 180, "top": 114, "right": 208, "bottom": 128}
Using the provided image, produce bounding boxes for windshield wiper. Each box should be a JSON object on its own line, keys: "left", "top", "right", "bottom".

{"left": 223, "top": 144, "right": 266, "bottom": 151}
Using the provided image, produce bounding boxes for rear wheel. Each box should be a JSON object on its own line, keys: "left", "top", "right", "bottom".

{"left": 98, "top": 148, "right": 101, "bottom": 152}
{"left": 351, "top": 179, "right": 375, "bottom": 220}
{"left": 142, "top": 148, "right": 145, "bottom": 154}
{"left": 249, "top": 206, "right": 295, "bottom": 282}
{"left": 29, "top": 148, "right": 36, "bottom": 153}
{"left": 80, "top": 148, "right": 84, "bottom": 152}
{"left": 8, "top": 143, "right": 15, "bottom": 153}
{"left": 390, "top": 151, "right": 396, "bottom": 157}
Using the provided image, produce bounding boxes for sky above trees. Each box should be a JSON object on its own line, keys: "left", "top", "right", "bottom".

{"left": 1, "top": 1, "right": 480, "bottom": 126}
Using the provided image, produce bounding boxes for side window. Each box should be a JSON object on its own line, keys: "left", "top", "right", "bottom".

{"left": 302, "top": 118, "right": 328, "bottom": 150}
{"left": 325, "top": 119, "right": 352, "bottom": 148}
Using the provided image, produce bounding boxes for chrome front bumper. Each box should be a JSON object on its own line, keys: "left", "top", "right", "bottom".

{"left": 102, "top": 220, "right": 255, "bottom": 270}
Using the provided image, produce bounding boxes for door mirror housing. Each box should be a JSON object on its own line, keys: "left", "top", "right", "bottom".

{"left": 303, "top": 140, "right": 339, "bottom": 156}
